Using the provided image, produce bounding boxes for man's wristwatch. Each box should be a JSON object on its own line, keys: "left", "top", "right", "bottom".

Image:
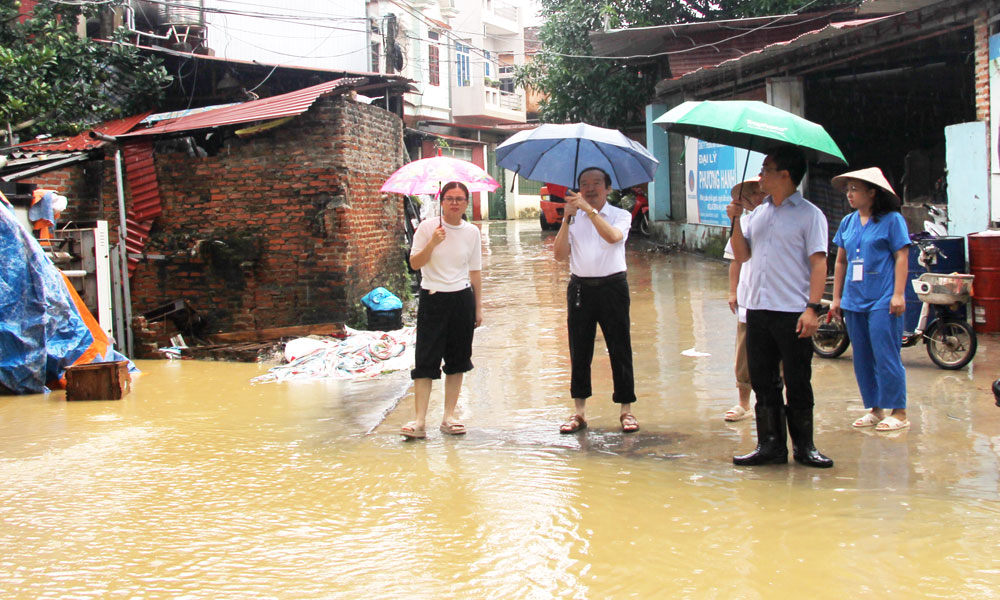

{"left": 586, "top": 207, "right": 598, "bottom": 217}
{"left": 806, "top": 302, "right": 824, "bottom": 312}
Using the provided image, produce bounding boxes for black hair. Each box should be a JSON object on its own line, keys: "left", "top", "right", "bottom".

{"left": 441, "top": 181, "right": 469, "bottom": 200}
{"left": 859, "top": 181, "right": 900, "bottom": 222}
{"left": 578, "top": 167, "right": 612, "bottom": 188}
{"left": 770, "top": 147, "right": 807, "bottom": 187}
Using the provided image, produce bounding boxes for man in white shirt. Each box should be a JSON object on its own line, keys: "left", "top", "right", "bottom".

{"left": 554, "top": 167, "right": 638, "bottom": 434}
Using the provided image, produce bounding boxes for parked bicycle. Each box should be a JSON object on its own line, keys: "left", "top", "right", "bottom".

{"left": 812, "top": 239, "right": 977, "bottom": 370}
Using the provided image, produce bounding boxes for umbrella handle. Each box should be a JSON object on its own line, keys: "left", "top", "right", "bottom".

{"left": 731, "top": 137, "right": 755, "bottom": 237}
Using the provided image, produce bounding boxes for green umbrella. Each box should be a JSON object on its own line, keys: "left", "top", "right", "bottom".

{"left": 653, "top": 100, "right": 847, "bottom": 164}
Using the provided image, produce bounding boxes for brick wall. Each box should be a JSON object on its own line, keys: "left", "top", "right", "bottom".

{"left": 974, "top": 10, "right": 990, "bottom": 123}
{"left": 23, "top": 96, "right": 408, "bottom": 353}
{"left": 130, "top": 96, "right": 407, "bottom": 342}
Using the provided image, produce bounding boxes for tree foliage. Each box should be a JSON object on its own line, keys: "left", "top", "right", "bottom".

{"left": 517, "top": 0, "right": 846, "bottom": 128}
{"left": 0, "top": 0, "right": 171, "bottom": 140}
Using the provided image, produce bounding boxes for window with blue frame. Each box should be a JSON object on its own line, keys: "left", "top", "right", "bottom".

{"left": 456, "top": 43, "right": 470, "bottom": 86}
{"left": 484, "top": 50, "right": 491, "bottom": 78}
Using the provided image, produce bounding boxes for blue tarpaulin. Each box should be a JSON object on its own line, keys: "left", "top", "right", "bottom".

{"left": 0, "top": 200, "right": 133, "bottom": 394}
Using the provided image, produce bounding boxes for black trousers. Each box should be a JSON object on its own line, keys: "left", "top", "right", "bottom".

{"left": 411, "top": 287, "right": 475, "bottom": 380}
{"left": 746, "top": 309, "right": 814, "bottom": 411}
{"left": 567, "top": 273, "right": 636, "bottom": 404}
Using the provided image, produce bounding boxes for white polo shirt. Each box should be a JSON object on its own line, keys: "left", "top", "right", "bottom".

{"left": 411, "top": 219, "right": 482, "bottom": 292}
{"left": 568, "top": 202, "right": 631, "bottom": 277}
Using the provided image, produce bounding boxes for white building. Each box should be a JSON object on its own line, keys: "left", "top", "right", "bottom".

{"left": 199, "top": 0, "right": 371, "bottom": 72}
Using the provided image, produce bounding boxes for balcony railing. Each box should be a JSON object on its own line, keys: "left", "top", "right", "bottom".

{"left": 485, "top": 88, "right": 523, "bottom": 112}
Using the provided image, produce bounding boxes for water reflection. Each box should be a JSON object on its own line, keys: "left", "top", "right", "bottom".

{"left": 1, "top": 221, "right": 998, "bottom": 599}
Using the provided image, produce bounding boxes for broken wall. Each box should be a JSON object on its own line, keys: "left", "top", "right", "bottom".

{"left": 127, "top": 96, "right": 407, "bottom": 348}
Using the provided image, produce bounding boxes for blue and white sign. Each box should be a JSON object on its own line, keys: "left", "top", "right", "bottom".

{"left": 685, "top": 138, "right": 764, "bottom": 226}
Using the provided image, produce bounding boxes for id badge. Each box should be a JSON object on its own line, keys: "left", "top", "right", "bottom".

{"left": 851, "top": 258, "right": 864, "bottom": 282}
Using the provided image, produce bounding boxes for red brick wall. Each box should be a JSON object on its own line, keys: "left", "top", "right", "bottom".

{"left": 21, "top": 162, "right": 107, "bottom": 221}
{"left": 22, "top": 96, "right": 407, "bottom": 351}
{"left": 974, "top": 11, "right": 990, "bottom": 123}
{"left": 128, "top": 96, "right": 407, "bottom": 339}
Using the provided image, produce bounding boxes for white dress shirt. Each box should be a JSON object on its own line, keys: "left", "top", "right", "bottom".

{"left": 568, "top": 202, "right": 631, "bottom": 277}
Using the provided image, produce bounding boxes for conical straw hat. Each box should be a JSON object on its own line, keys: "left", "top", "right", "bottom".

{"left": 831, "top": 167, "right": 900, "bottom": 205}
{"left": 729, "top": 177, "right": 760, "bottom": 203}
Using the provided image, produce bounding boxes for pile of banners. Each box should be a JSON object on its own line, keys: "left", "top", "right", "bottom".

{"left": 250, "top": 326, "right": 416, "bottom": 384}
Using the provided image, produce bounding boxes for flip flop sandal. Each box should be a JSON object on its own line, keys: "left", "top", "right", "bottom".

{"left": 400, "top": 422, "right": 426, "bottom": 439}
{"left": 852, "top": 412, "right": 882, "bottom": 428}
{"left": 440, "top": 421, "right": 467, "bottom": 435}
{"left": 560, "top": 414, "right": 587, "bottom": 434}
{"left": 724, "top": 405, "right": 752, "bottom": 422}
{"left": 620, "top": 413, "right": 640, "bottom": 433}
{"left": 876, "top": 416, "right": 910, "bottom": 431}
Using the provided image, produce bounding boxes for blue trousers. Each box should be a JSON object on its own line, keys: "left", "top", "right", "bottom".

{"left": 843, "top": 309, "right": 906, "bottom": 409}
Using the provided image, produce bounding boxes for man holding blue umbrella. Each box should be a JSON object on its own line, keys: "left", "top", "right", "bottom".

{"left": 496, "top": 122, "right": 657, "bottom": 434}
{"left": 554, "top": 167, "right": 639, "bottom": 434}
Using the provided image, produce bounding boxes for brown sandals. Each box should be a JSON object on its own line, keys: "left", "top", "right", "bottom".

{"left": 559, "top": 414, "right": 587, "bottom": 433}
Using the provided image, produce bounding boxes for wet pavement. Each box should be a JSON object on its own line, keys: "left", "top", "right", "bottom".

{"left": 2, "top": 220, "right": 999, "bottom": 599}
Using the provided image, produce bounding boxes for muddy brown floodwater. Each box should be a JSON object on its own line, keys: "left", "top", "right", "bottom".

{"left": 2, "top": 221, "right": 999, "bottom": 599}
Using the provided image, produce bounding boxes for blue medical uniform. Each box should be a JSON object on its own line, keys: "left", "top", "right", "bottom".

{"left": 833, "top": 211, "right": 910, "bottom": 409}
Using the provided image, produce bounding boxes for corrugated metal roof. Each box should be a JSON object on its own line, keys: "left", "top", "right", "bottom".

{"left": 589, "top": 15, "right": 798, "bottom": 57}
{"left": 118, "top": 77, "right": 367, "bottom": 138}
{"left": 658, "top": 15, "right": 898, "bottom": 93}
{"left": 14, "top": 112, "right": 153, "bottom": 152}
{"left": 406, "top": 128, "right": 484, "bottom": 145}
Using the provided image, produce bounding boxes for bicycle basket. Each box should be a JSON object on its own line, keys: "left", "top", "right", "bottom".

{"left": 911, "top": 273, "right": 974, "bottom": 304}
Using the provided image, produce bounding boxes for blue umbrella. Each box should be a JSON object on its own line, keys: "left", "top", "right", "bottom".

{"left": 495, "top": 123, "right": 658, "bottom": 190}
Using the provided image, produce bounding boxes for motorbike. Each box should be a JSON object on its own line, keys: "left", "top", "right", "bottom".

{"left": 623, "top": 185, "right": 650, "bottom": 236}
{"left": 811, "top": 238, "right": 977, "bottom": 370}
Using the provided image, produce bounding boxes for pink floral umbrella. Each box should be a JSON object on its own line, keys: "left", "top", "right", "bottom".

{"left": 380, "top": 155, "right": 499, "bottom": 196}
{"left": 381, "top": 154, "right": 499, "bottom": 226}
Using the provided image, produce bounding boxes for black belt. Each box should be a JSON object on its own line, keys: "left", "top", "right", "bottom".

{"left": 570, "top": 272, "right": 627, "bottom": 287}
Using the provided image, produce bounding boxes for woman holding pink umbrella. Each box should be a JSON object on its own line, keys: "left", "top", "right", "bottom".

{"left": 401, "top": 182, "right": 483, "bottom": 439}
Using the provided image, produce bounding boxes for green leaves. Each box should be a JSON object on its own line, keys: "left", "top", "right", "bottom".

{"left": 0, "top": 0, "right": 171, "bottom": 138}
{"left": 519, "top": 0, "right": 843, "bottom": 129}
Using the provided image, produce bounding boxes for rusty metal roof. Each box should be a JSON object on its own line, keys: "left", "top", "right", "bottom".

{"left": 14, "top": 112, "right": 153, "bottom": 152}
{"left": 118, "top": 77, "right": 368, "bottom": 138}
{"left": 656, "top": 15, "right": 898, "bottom": 95}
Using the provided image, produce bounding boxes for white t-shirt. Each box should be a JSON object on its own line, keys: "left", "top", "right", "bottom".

{"left": 723, "top": 213, "right": 753, "bottom": 323}
{"left": 568, "top": 202, "right": 631, "bottom": 277}
{"left": 411, "top": 218, "right": 482, "bottom": 292}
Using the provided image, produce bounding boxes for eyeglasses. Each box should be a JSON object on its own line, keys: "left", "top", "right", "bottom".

{"left": 442, "top": 196, "right": 467, "bottom": 203}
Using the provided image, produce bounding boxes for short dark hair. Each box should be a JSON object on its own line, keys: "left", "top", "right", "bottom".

{"left": 770, "top": 147, "right": 807, "bottom": 187}
{"left": 441, "top": 181, "right": 469, "bottom": 199}
{"left": 578, "top": 167, "right": 612, "bottom": 188}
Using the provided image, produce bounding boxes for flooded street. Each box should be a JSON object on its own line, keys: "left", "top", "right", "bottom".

{"left": 2, "top": 220, "right": 999, "bottom": 599}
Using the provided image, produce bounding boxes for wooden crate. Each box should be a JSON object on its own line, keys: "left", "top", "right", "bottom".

{"left": 65, "top": 360, "right": 131, "bottom": 401}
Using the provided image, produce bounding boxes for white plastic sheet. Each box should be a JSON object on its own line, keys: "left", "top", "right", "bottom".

{"left": 251, "top": 326, "right": 416, "bottom": 384}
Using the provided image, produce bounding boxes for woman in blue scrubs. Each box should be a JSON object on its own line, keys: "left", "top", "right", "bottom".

{"left": 828, "top": 168, "right": 911, "bottom": 431}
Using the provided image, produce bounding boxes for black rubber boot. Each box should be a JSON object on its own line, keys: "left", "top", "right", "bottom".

{"left": 733, "top": 405, "right": 788, "bottom": 466}
{"left": 785, "top": 405, "right": 833, "bottom": 469}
